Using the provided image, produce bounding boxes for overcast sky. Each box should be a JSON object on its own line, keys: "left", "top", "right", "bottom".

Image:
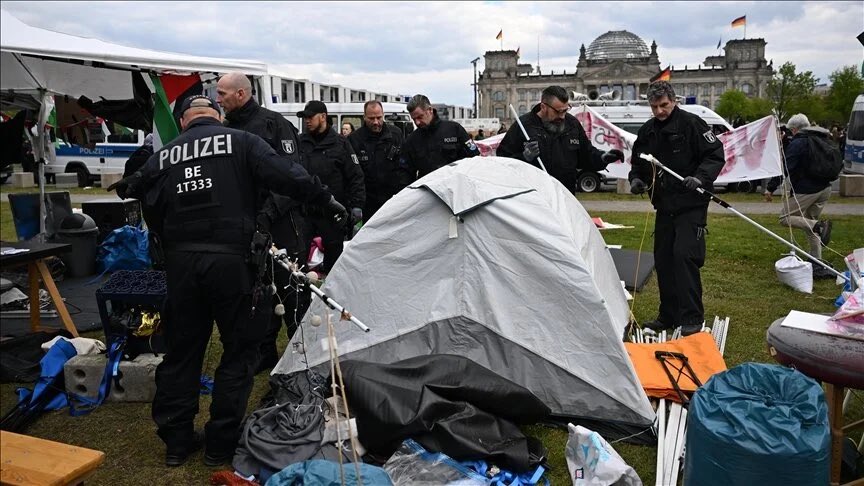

{"left": 3, "top": 1, "right": 862, "bottom": 106}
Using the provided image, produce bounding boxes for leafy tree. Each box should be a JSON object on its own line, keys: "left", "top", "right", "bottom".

{"left": 747, "top": 97, "right": 774, "bottom": 120}
{"left": 766, "top": 62, "right": 818, "bottom": 121}
{"left": 715, "top": 90, "right": 749, "bottom": 120}
{"left": 826, "top": 65, "right": 864, "bottom": 123}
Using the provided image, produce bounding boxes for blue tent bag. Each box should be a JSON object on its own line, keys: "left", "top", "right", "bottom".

{"left": 97, "top": 224, "right": 150, "bottom": 273}
{"left": 684, "top": 362, "right": 830, "bottom": 486}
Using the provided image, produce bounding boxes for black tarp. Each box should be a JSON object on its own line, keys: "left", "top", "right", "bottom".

{"left": 339, "top": 354, "right": 551, "bottom": 473}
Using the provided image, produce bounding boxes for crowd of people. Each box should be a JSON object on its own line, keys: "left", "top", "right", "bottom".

{"left": 105, "top": 76, "right": 844, "bottom": 468}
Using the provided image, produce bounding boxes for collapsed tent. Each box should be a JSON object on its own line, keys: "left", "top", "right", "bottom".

{"left": 274, "top": 156, "right": 655, "bottom": 439}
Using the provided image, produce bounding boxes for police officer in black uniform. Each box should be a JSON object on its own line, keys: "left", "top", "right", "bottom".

{"left": 400, "top": 94, "right": 479, "bottom": 180}
{"left": 348, "top": 100, "right": 410, "bottom": 219}
{"left": 628, "top": 81, "right": 725, "bottom": 336}
{"left": 297, "top": 101, "right": 365, "bottom": 273}
{"left": 497, "top": 85, "right": 623, "bottom": 191}
{"left": 109, "top": 95, "right": 347, "bottom": 467}
{"left": 217, "top": 73, "right": 309, "bottom": 372}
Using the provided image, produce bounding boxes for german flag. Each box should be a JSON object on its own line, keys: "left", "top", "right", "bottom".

{"left": 650, "top": 66, "right": 671, "bottom": 83}
{"left": 496, "top": 29, "right": 503, "bottom": 40}
{"left": 731, "top": 15, "right": 746, "bottom": 28}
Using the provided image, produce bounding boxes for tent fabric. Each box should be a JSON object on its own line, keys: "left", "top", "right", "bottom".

{"left": 339, "top": 354, "right": 550, "bottom": 473}
{"left": 624, "top": 332, "right": 727, "bottom": 402}
{"left": 274, "top": 156, "right": 655, "bottom": 438}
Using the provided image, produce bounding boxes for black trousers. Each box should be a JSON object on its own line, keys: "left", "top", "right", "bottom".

{"left": 305, "top": 213, "right": 345, "bottom": 274}
{"left": 152, "top": 251, "right": 270, "bottom": 457}
{"left": 653, "top": 207, "right": 708, "bottom": 327}
{"left": 259, "top": 209, "right": 311, "bottom": 369}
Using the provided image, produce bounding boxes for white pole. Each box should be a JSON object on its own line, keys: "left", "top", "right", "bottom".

{"left": 639, "top": 153, "right": 848, "bottom": 282}
{"left": 270, "top": 248, "right": 370, "bottom": 332}
{"left": 508, "top": 104, "right": 547, "bottom": 172}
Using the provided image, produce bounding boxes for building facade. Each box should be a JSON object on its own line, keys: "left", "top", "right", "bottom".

{"left": 478, "top": 30, "right": 774, "bottom": 126}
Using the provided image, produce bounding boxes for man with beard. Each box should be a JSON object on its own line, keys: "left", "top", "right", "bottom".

{"left": 496, "top": 85, "right": 623, "bottom": 192}
{"left": 297, "top": 101, "right": 364, "bottom": 274}
{"left": 348, "top": 100, "right": 410, "bottom": 219}
{"left": 400, "top": 94, "right": 479, "bottom": 180}
{"left": 216, "top": 72, "right": 308, "bottom": 372}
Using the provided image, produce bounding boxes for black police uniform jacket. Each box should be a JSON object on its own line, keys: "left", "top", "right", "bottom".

{"left": 140, "top": 117, "right": 330, "bottom": 252}
{"left": 497, "top": 104, "right": 607, "bottom": 190}
{"left": 224, "top": 98, "right": 304, "bottom": 243}
{"left": 298, "top": 127, "right": 365, "bottom": 210}
{"left": 348, "top": 124, "right": 411, "bottom": 203}
{"left": 629, "top": 106, "right": 726, "bottom": 214}
{"left": 400, "top": 110, "right": 479, "bottom": 180}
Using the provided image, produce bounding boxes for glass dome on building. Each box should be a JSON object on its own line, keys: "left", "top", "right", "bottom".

{"left": 586, "top": 31, "right": 650, "bottom": 60}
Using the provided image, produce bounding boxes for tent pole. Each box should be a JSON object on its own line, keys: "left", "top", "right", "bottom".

{"left": 508, "top": 104, "right": 548, "bottom": 173}
{"left": 638, "top": 153, "right": 848, "bottom": 282}
{"left": 269, "top": 247, "right": 370, "bottom": 332}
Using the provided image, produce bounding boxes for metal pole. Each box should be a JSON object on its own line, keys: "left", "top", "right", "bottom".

{"left": 270, "top": 248, "right": 370, "bottom": 332}
{"left": 639, "top": 153, "right": 849, "bottom": 282}
{"left": 508, "top": 104, "right": 547, "bottom": 173}
{"left": 470, "top": 57, "right": 480, "bottom": 119}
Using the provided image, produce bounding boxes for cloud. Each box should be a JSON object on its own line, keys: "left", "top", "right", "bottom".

{"left": 2, "top": 1, "right": 860, "bottom": 105}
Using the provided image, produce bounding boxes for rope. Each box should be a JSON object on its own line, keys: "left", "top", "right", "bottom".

{"left": 628, "top": 157, "right": 659, "bottom": 335}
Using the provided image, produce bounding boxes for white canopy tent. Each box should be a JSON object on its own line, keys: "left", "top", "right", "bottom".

{"left": 0, "top": 9, "right": 270, "bottom": 238}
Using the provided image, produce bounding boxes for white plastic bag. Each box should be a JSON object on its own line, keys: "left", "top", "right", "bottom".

{"left": 565, "top": 424, "right": 641, "bottom": 486}
{"left": 775, "top": 254, "right": 813, "bottom": 294}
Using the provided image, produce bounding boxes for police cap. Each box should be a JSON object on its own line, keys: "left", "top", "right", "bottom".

{"left": 296, "top": 100, "right": 327, "bottom": 118}
{"left": 180, "top": 95, "right": 222, "bottom": 116}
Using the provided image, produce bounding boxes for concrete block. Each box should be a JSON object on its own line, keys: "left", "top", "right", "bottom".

{"left": 616, "top": 178, "right": 630, "bottom": 194}
{"left": 54, "top": 173, "right": 78, "bottom": 188}
{"left": 10, "top": 171, "right": 36, "bottom": 188}
{"left": 839, "top": 174, "right": 864, "bottom": 197}
{"left": 100, "top": 172, "right": 123, "bottom": 191}
{"left": 65, "top": 353, "right": 162, "bottom": 402}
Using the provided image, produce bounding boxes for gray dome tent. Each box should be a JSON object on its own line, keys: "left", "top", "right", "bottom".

{"left": 274, "top": 156, "right": 655, "bottom": 438}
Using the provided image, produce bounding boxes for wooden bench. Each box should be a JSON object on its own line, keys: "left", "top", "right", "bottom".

{"left": 0, "top": 431, "right": 105, "bottom": 485}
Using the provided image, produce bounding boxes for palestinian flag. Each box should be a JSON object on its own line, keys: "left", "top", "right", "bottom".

{"left": 147, "top": 73, "right": 202, "bottom": 149}
{"left": 650, "top": 66, "right": 672, "bottom": 83}
{"left": 731, "top": 15, "right": 746, "bottom": 28}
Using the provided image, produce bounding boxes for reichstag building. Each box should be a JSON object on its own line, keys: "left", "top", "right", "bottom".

{"left": 478, "top": 30, "right": 774, "bottom": 125}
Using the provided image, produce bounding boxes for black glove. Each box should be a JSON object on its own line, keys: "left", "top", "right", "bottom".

{"left": 326, "top": 196, "right": 348, "bottom": 225}
{"left": 601, "top": 149, "right": 625, "bottom": 165}
{"left": 522, "top": 140, "right": 540, "bottom": 162}
{"left": 351, "top": 207, "right": 363, "bottom": 223}
{"left": 682, "top": 176, "right": 702, "bottom": 191}
{"left": 630, "top": 178, "right": 646, "bottom": 195}
{"left": 106, "top": 172, "right": 142, "bottom": 200}
{"left": 255, "top": 213, "right": 272, "bottom": 233}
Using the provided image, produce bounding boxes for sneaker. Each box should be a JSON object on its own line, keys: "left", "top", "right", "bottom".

{"left": 680, "top": 323, "right": 704, "bottom": 336}
{"left": 813, "top": 263, "right": 836, "bottom": 280}
{"left": 814, "top": 220, "right": 832, "bottom": 246}
{"left": 203, "top": 450, "right": 234, "bottom": 467}
{"left": 165, "top": 431, "right": 202, "bottom": 467}
{"left": 642, "top": 319, "right": 674, "bottom": 332}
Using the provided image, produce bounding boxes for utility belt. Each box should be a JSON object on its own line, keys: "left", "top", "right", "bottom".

{"left": 164, "top": 242, "right": 247, "bottom": 254}
{"left": 302, "top": 204, "right": 331, "bottom": 218}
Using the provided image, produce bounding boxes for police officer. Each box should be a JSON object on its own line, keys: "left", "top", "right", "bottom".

{"left": 348, "top": 100, "right": 410, "bottom": 219}
{"left": 628, "top": 81, "right": 725, "bottom": 336}
{"left": 217, "top": 72, "right": 308, "bottom": 372}
{"left": 109, "top": 95, "right": 347, "bottom": 467}
{"left": 400, "top": 94, "right": 479, "bottom": 180}
{"left": 497, "top": 85, "right": 623, "bottom": 191}
{"left": 297, "top": 100, "right": 365, "bottom": 273}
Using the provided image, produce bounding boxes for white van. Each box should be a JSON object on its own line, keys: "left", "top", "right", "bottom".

{"left": 271, "top": 102, "right": 414, "bottom": 138}
{"left": 845, "top": 94, "right": 864, "bottom": 174}
{"left": 46, "top": 127, "right": 146, "bottom": 187}
{"left": 582, "top": 101, "right": 732, "bottom": 135}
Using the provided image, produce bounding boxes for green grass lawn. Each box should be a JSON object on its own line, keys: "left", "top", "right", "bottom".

{"left": 1, "top": 198, "right": 862, "bottom": 485}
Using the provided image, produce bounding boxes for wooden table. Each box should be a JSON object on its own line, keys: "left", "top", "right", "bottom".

{"left": 0, "top": 431, "right": 105, "bottom": 485}
{"left": 0, "top": 241, "right": 78, "bottom": 337}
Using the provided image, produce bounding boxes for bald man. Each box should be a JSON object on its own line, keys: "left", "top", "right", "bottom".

{"left": 217, "top": 72, "right": 309, "bottom": 373}
{"left": 115, "top": 95, "right": 346, "bottom": 468}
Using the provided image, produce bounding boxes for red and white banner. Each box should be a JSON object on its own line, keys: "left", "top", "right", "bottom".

{"left": 476, "top": 106, "right": 782, "bottom": 183}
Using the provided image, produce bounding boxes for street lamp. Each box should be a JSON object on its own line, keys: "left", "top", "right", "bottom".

{"left": 470, "top": 57, "right": 480, "bottom": 119}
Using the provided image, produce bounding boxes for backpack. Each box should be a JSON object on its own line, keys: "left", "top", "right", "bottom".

{"left": 805, "top": 133, "right": 843, "bottom": 181}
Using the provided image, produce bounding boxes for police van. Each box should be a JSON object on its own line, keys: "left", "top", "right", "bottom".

{"left": 581, "top": 100, "right": 732, "bottom": 136}
{"left": 845, "top": 94, "right": 864, "bottom": 174}
{"left": 46, "top": 125, "right": 146, "bottom": 187}
{"left": 272, "top": 102, "right": 414, "bottom": 138}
